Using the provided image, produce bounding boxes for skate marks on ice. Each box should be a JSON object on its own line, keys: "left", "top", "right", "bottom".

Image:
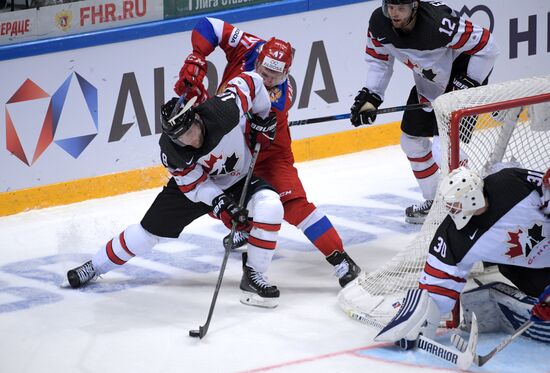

{"left": 0, "top": 191, "right": 417, "bottom": 314}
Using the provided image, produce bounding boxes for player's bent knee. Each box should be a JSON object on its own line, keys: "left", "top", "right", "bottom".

{"left": 400, "top": 132, "right": 432, "bottom": 158}
{"left": 248, "top": 189, "right": 284, "bottom": 224}
{"left": 125, "top": 223, "right": 160, "bottom": 255}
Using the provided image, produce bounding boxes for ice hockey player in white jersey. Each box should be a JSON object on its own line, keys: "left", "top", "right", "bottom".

{"left": 350, "top": 0, "right": 499, "bottom": 224}
{"left": 376, "top": 167, "right": 550, "bottom": 347}
{"left": 67, "top": 71, "right": 285, "bottom": 308}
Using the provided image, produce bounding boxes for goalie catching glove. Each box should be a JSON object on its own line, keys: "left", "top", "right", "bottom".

{"left": 212, "top": 194, "right": 251, "bottom": 232}
{"left": 350, "top": 87, "right": 383, "bottom": 127}
{"left": 375, "top": 288, "right": 440, "bottom": 350}
{"left": 246, "top": 112, "right": 277, "bottom": 150}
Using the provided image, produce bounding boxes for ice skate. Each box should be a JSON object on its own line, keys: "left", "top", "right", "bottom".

{"left": 240, "top": 252, "right": 279, "bottom": 308}
{"left": 224, "top": 230, "right": 249, "bottom": 252}
{"left": 326, "top": 251, "right": 361, "bottom": 287}
{"left": 405, "top": 199, "right": 433, "bottom": 224}
{"left": 67, "top": 260, "right": 98, "bottom": 288}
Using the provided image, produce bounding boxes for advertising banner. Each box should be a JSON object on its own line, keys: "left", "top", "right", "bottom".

{"left": 0, "top": 0, "right": 163, "bottom": 45}
{"left": 164, "top": 0, "right": 279, "bottom": 19}
{"left": 1, "top": 0, "right": 549, "bottom": 193}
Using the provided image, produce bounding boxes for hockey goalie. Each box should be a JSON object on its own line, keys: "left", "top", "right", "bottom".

{"left": 376, "top": 167, "right": 550, "bottom": 349}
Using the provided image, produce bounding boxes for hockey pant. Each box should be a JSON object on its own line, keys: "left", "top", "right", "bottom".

{"left": 461, "top": 282, "right": 550, "bottom": 344}
{"left": 92, "top": 189, "right": 283, "bottom": 276}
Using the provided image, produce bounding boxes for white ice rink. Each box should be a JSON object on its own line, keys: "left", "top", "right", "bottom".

{"left": 0, "top": 145, "right": 547, "bottom": 372}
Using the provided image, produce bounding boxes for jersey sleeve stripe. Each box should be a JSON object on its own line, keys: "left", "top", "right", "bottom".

{"left": 192, "top": 18, "right": 218, "bottom": 55}
{"left": 366, "top": 46, "right": 389, "bottom": 61}
{"left": 465, "top": 28, "right": 490, "bottom": 55}
{"left": 171, "top": 164, "right": 196, "bottom": 176}
{"left": 419, "top": 283, "right": 460, "bottom": 300}
{"left": 227, "top": 83, "right": 250, "bottom": 113}
{"left": 449, "top": 20, "right": 473, "bottom": 49}
{"left": 176, "top": 171, "right": 208, "bottom": 193}
{"left": 423, "top": 262, "right": 467, "bottom": 282}
{"left": 239, "top": 73, "right": 256, "bottom": 102}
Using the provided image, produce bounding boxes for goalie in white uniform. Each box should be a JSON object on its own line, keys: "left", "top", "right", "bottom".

{"left": 376, "top": 167, "right": 550, "bottom": 348}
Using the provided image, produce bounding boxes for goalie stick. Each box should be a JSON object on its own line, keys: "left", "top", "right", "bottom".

{"left": 288, "top": 102, "right": 431, "bottom": 127}
{"left": 345, "top": 307, "right": 478, "bottom": 370}
{"left": 451, "top": 319, "right": 534, "bottom": 367}
{"left": 189, "top": 142, "right": 262, "bottom": 339}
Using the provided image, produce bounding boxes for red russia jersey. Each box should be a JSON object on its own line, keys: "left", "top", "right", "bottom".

{"left": 190, "top": 17, "right": 294, "bottom": 163}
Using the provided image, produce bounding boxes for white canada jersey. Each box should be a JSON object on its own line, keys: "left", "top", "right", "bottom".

{"left": 159, "top": 71, "right": 271, "bottom": 206}
{"left": 419, "top": 168, "right": 549, "bottom": 314}
{"left": 364, "top": 1, "right": 499, "bottom": 102}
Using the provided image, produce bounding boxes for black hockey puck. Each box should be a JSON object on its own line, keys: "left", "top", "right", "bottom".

{"left": 189, "top": 329, "right": 201, "bottom": 338}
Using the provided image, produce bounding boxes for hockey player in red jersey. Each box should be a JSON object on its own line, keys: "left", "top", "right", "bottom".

{"left": 174, "top": 17, "right": 360, "bottom": 287}
{"left": 376, "top": 166, "right": 550, "bottom": 347}
{"left": 67, "top": 72, "right": 285, "bottom": 308}
{"left": 350, "top": 0, "right": 499, "bottom": 224}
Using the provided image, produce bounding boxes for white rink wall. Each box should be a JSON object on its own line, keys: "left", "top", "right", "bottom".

{"left": 0, "top": 0, "right": 549, "bottom": 192}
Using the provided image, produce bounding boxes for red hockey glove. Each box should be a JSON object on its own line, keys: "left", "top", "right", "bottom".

{"left": 531, "top": 284, "right": 550, "bottom": 323}
{"left": 174, "top": 52, "right": 207, "bottom": 96}
{"left": 212, "top": 194, "right": 251, "bottom": 232}
{"left": 246, "top": 112, "right": 277, "bottom": 150}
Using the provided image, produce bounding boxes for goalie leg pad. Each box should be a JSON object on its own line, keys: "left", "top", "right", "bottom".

{"left": 462, "top": 282, "right": 550, "bottom": 344}
{"left": 375, "top": 289, "right": 440, "bottom": 346}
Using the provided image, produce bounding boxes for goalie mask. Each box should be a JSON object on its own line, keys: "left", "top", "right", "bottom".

{"left": 438, "top": 167, "right": 486, "bottom": 230}
{"left": 160, "top": 96, "right": 198, "bottom": 146}
{"left": 256, "top": 37, "right": 293, "bottom": 87}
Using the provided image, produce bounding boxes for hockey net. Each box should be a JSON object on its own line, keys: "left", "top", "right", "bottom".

{"left": 338, "top": 74, "right": 550, "bottom": 329}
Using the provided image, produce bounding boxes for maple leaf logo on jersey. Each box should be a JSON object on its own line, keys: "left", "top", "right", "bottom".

{"left": 505, "top": 223, "right": 546, "bottom": 259}
{"left": 204, "top": 154, "right": 222, "bottom": 173}
{"left": 421, "top": 68, "right": 437, "bottom": 82}
{"left": 205, "top": 153, "right": 240, "bottom": 176}
{"left": 222, "top": 153, "right": 239, "bottom": 174}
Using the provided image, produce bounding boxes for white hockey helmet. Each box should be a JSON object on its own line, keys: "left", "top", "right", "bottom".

{"left": 438, "top": 167, "right": 486, "bottom": 230}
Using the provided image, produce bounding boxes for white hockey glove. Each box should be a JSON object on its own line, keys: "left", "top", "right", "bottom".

{"left": 375, "top": 288, "right": 440, "bottom": 350}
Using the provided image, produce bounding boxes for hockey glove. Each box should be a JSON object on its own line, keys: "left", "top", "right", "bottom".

{"left": 174, "top": 52, "right": 208, "bottom": 97}
{"left": 212, "top": 194, "right": 251, "bottom": 232}
{"left": 531, "top": 284, "right": 550, "bottom": 323}
{"left": 452, "top": 74, "right": 480, "bottom": 91}
{"left": 246, "top": 112, "right": 277, "bottom": 150}
{"left": 350, "top": 87, "right": 383, "bottom": 127}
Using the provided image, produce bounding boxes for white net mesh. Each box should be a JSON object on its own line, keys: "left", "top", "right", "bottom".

{"left": 338, "top": 74, "right": 550, "bottom": 327}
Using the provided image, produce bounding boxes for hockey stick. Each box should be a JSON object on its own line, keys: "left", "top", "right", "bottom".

{"left": 451, "top": 319, "right": 534, "bottom": 367}
{"left": 288, "top": 102, "right": 431, "bottom": 127}
{"left": 189, "top": 142, "right": 262, "bottom": 339}
{"left": 416, "top": 313, "right": 478, "bottom": 371}
{"left": 344, "top": 306, "right": 477, "bottom": 370}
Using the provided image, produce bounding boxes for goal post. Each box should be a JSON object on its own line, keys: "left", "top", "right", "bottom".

{"left": 338, "top": 74, "right": 550, "bottom": 329}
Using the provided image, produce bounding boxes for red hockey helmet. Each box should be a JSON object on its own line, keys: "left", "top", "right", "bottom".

{"left": 257, "top": 37, "right": 293, "bottom": 76}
